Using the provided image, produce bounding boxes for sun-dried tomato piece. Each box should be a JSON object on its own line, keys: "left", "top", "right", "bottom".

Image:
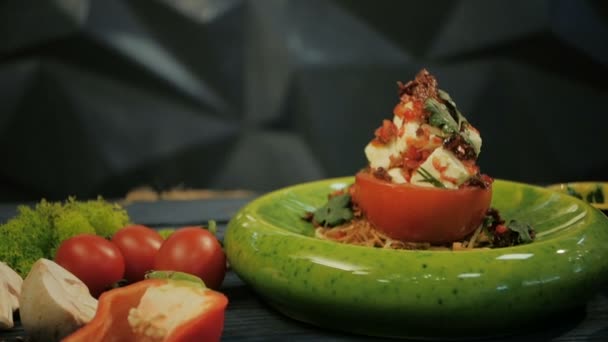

{"left": 373, "top": 120, "right": 398, "bottom": 145}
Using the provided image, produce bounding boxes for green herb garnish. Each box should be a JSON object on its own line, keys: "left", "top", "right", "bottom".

{"left": 586, "top": 185, "right": 604, "bottom": 204}
{"left": 506, "top": 220, "right": 534, "bottom": 244}
{"left": 313, "top": 194, "right": 354, "bottom": 227}
{"left": 482, "top": 214, "right": 495, "bottom": 229}
{"left": 566, "top": 186, "right": 583, "bottom": 199}
{"left": 437, "top": 89, "right": 467, "bottom": 128}
{"left": 425, "top": 98, "right": 458, "bottom": 134}
{"left": 437, "top": 89, "right": 456, "bottom": 107}
{"left": 416, "top": 167, "right": 446, "bottom": 188}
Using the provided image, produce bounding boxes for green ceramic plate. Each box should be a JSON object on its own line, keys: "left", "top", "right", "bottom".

{"left": 547, "top": 182, "right": 608, "bottom": 211}
{"left": 225, "top": 178, "right": 608, "bottom": 339}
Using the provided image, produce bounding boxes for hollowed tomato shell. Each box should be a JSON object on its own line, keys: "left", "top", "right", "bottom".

{"left": 351, "top": 171, "right": 492, "bottom": 244}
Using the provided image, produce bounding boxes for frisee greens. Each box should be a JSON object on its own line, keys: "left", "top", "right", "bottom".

{"left": 416, "top": 167, "right": 446, "bottom": 188}
{"left": 313, "top": 194, "right": 354, "bottom": 227}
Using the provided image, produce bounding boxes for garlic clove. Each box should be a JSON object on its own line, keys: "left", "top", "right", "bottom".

{"left": 0, "top": 281, "right": 14, "bottom": 329}
{"left": 0, "top": 261, "right": 23, "bottom": 312}
{"left": 19, "top": 258, "right": 98, "bottom": 342}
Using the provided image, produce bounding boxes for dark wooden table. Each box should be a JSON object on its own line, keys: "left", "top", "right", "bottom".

{"left": 1, "top": 197, "right": 607, "bottom": 341}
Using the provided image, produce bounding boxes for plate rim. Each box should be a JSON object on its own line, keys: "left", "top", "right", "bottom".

{"left": 244, "top": 177, "right": 602, "bottom": 254}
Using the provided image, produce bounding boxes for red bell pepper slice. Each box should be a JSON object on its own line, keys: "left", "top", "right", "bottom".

{"left": 62, "top": 278, "right": 228, "bottom": 342}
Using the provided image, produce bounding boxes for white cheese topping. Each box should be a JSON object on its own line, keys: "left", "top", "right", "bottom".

{"left": 387, "top": 168, "right": 407, "bottom": 184}
{"left": 364, "top": 119, "right": 420, "bottom": 170}
{"left": 410, "top": 147, "right": 470, "bottom": 189}
{"left": 365, "top": 97, "right": 482, "bottom": 188}
{"left": 364, "top": 143, "right": 393, "bottom": 170}
{"left": 364, "top": 123, "right": 413, "bottom": 169}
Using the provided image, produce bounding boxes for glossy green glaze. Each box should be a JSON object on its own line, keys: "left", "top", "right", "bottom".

{"left": 225, "top": 178, "right": 608, "bottom": 339}
{"left": 547, "top": 182, "right": 608, "bottom": 211}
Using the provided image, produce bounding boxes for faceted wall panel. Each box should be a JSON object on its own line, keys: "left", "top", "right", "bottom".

{"left": 0, "top": 0, "right": 607, "bottom": 201}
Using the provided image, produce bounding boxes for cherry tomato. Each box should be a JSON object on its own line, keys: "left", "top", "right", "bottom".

{"left": 111, "top": 225, "right": 164, "bottom": 282}
{"left": 154, "top": 227, "right": 226, "bottom": 289}
{"left": 55, "top": 234, "right": 125, "bottom": 297}
{"left": 351, "top": 171, "right": 492, "bottom": 244}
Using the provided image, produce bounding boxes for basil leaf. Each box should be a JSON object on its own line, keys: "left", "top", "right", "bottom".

{"left": 425, "top": 98, "right": 458, "bottom": 134}
{"left": 507, "top": 220, "right": 534, "bottom": 244}
{"left": 438, "top": 89, "right": 467, "bottom": 129}
{"left": 437, "top": 89, "right": 456, "bottom": 108}
{"left": 313, "top": 194, "right": 354, "bottom": 227}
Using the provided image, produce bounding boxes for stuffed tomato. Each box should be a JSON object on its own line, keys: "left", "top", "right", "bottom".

{"left": 350, "top": 69, "right": 493, "bottom": 244}
{"left": 307, "top": 69, "right": 533, "bottom": 250}
{"left": 351, "top": 171, "right": 492, "bottom": 243}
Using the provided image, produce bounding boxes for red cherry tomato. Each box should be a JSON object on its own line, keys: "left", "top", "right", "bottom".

{"left": 111, "top": 225, "right": 164, "bottom": 283}
{"left": 154, "top": 227, "right": 226, "bottom": 289}
{"left": 351, "top": 171, "right": 492, "bottom": 244}
{"left": 55, "top": 234, "right": 125, "bottom": 297}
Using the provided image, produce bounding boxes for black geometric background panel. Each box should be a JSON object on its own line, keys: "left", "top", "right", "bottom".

{"left": 0, "top": 0, "right": 607, "bottom": 201}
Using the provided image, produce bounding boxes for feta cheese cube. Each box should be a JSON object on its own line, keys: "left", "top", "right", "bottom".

{"left": 387, "top": 168, "right": 407, "bottom": 184}
{"left": 364, "top": 143, "right": 393, "bottom": 170}
{"left": 411, "top": 147, "right": 471, "bottom": 189}
{"left": 392, "top": 101, "right": 413, "bottom": 129}
{"left": 365, "top": 121, "right": 420, "bottom": 170}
